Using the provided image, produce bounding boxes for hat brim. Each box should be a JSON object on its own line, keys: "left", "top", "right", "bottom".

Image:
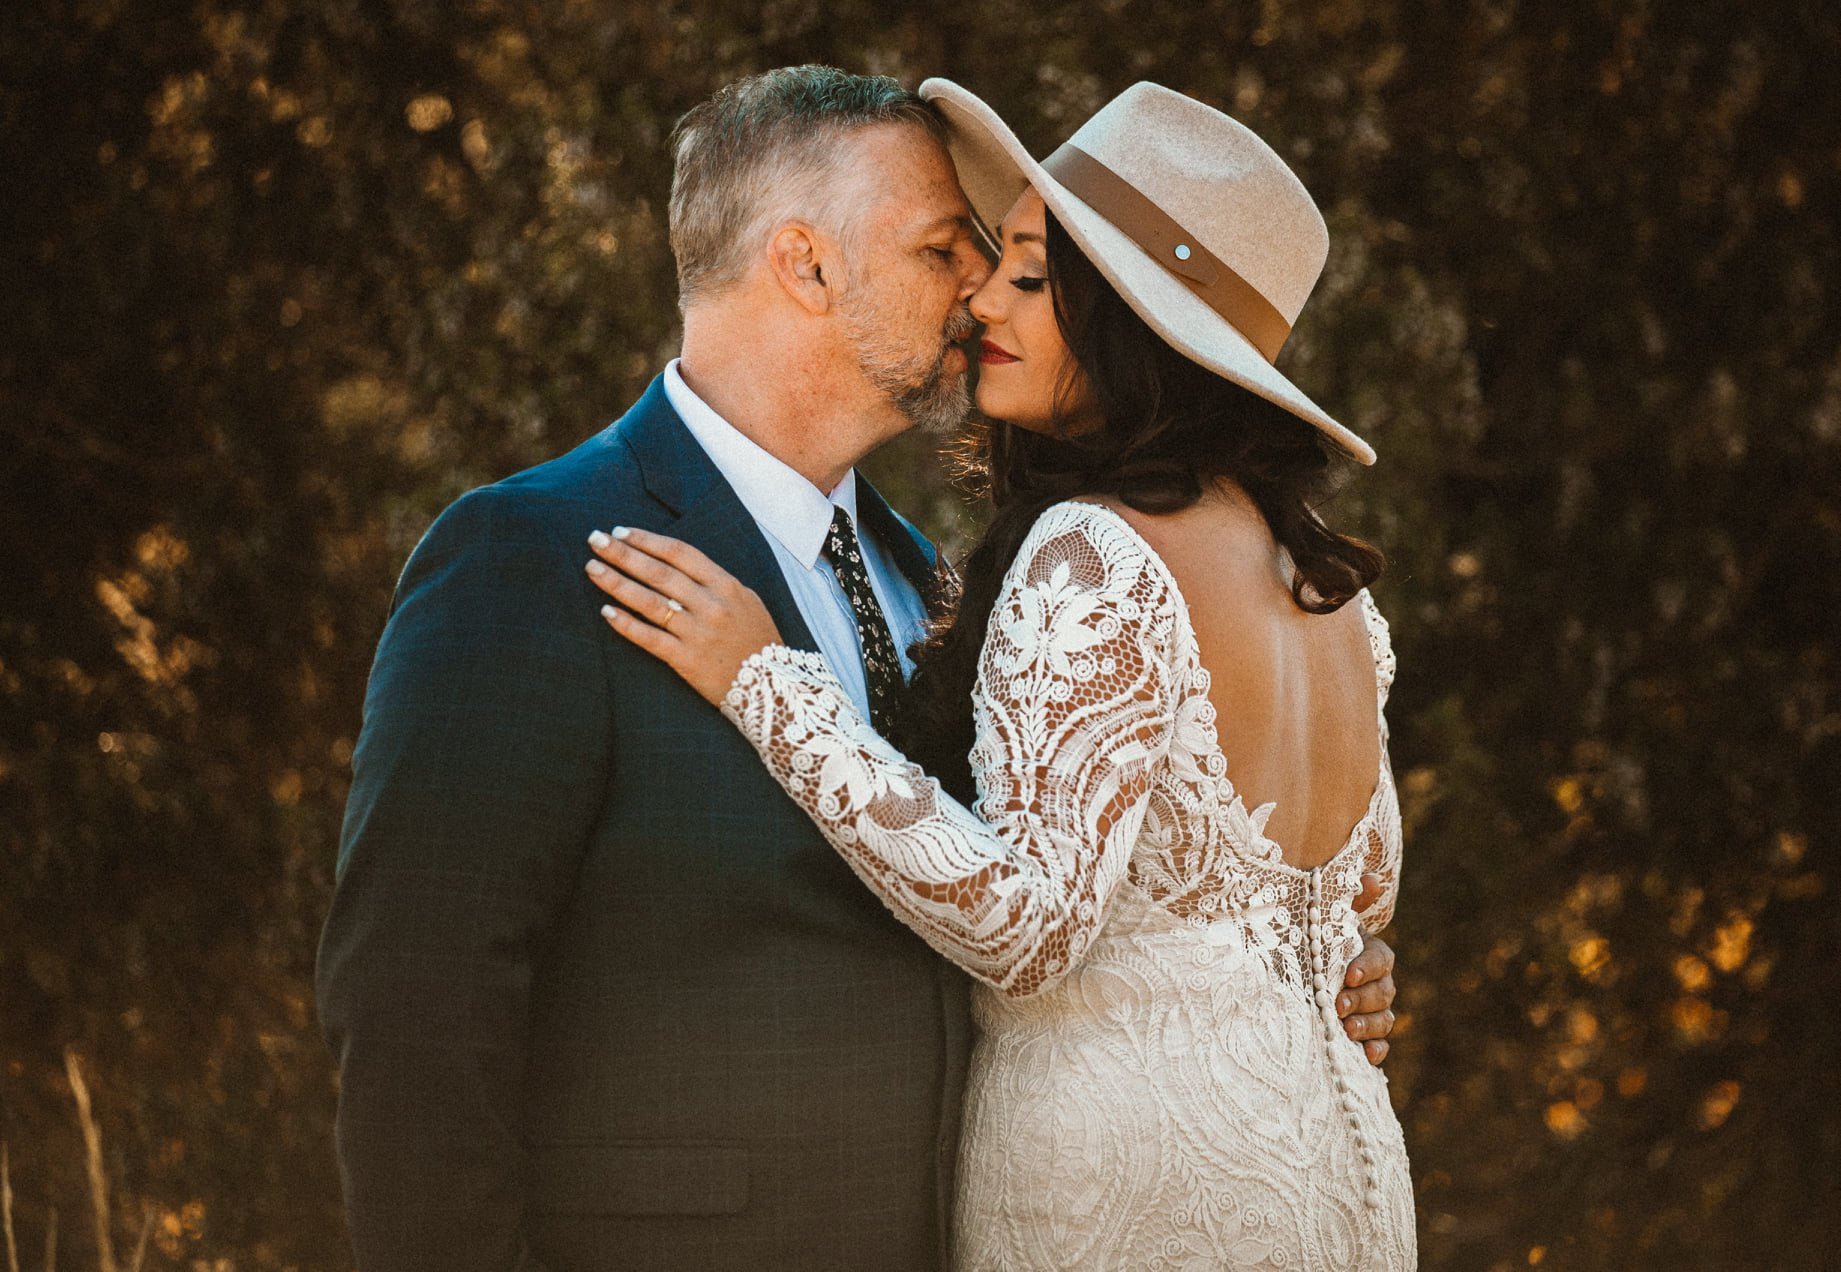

{"left": 920, "top": 77, "right": 1375, "bottom": 466}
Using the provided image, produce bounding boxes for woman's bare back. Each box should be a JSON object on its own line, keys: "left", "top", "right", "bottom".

{"left": 1098, "top": 488, "right": 1381, "bottom": 869}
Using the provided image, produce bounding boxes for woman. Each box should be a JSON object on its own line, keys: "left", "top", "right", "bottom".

{"left": 588, "top": 80, "right": 1414, "bottom": 1270}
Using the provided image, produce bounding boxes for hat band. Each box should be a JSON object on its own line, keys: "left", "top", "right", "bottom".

{"left": 1041, "top": 143, "right": 1291, "bottom": 363}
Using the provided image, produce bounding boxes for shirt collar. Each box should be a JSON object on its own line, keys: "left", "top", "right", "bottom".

{"left": 662, "top": 358, "right": 858, "bottom": 570}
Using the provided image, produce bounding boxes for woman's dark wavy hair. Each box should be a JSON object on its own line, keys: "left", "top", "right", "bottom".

{"left": 896, "top": 210, "right": 1384, "bottom": 805}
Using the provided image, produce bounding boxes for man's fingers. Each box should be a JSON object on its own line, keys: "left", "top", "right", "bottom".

{"left": 1344, "top": 1008, "right": 1396, "bottom": 1042}
{"left": 1336, "top": 978, "right": 1393, "bottom": 1019}
{"left": 1345, "top": 933, "right": 1396, "bottom": 989}
{"left": 1338, "top": 926, "right": 1397, "bottom": 1067}
{"left": 603, "top": 525, "right": 726, "bottom": 586}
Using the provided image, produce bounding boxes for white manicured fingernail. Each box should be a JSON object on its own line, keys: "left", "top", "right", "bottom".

{"left": 588, "top": 530, "right": 611, "bottom": 549}
{"left": 611, "top": 525, "right": 632, "bottom": 539}
{"left": 601, "top": 604, "right": 619, "bottom": 620}
{"left": 586, "top": 560, "right": 609, "bottom": 577}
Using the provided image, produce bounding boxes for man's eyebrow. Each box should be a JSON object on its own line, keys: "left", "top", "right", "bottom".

{"left": 914, "top": 213, "right": 975, "bottom": 237}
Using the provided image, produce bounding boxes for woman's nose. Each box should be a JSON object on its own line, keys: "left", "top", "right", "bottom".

{"left": 968, "top": 275, "right": 1003, "bottom": 326}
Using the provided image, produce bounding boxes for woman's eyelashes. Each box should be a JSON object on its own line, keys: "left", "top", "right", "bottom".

{"left": 1012, "top": 275, "right": 1047, "bottom": 292}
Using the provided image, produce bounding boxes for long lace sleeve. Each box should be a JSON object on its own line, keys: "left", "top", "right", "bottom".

{"left": 721, "top": 503, "right": 1177, "bottom": 998}
{"left": 1355, "top": 588, "right": 1402, "bottom": 934}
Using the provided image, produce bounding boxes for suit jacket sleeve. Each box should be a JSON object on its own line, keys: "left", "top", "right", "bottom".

{"left": 316, "top": 486, "right": 608, "bottom": 1272}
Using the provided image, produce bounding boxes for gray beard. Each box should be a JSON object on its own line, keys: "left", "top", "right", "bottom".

{"left": 843, "top": 303, "right": 978, "bottom": 435}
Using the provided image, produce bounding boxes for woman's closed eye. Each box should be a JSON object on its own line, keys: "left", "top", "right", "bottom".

{"left": 1012, "top": 275, "right": 1047, "bottom": 292}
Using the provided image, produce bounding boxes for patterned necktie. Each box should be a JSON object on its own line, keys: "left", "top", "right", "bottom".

{"left": 823, "top": 506, "right": 903, "bottom": 736}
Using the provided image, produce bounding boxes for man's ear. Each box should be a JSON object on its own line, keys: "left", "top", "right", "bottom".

{"left": 766, "top": 221, "right": 836, "bottom": 316}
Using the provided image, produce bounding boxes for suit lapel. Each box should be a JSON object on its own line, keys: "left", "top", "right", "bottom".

{"left": 614, "top": 378, "right": 820, "bottom": 655}
{"left": 668, "top": 490, "right": 820, "bottom": 655}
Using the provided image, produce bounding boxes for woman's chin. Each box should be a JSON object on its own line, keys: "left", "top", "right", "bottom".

{"left": 974, "top": 387, "right": 1028, "bottom": 430}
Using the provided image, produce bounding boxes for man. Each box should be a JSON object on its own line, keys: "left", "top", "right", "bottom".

{"left": 316, "top": 66, "right": 1398, "bottom": 1271}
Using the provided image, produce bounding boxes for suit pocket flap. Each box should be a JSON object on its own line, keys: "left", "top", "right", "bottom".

{"left": 530, "top": 1139, "right": 749, "bottom": 1216}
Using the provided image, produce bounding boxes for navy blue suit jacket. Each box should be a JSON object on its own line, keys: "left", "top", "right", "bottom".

{"left": 317, "top": 378, "right": 972, "bottom": 1271}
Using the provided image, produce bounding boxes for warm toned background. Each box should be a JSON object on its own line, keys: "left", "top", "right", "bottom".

{"left": 3, "top": 1, "right": 1837, "bottom": 1268}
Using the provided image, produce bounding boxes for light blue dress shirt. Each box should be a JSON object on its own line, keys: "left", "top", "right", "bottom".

{"left": 661, "top": 360, "right": 931, "bottom": 722}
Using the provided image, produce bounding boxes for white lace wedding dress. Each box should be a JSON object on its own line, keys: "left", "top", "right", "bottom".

{"left": 721, "top": 500, "right": 1416, "bottom": 1270}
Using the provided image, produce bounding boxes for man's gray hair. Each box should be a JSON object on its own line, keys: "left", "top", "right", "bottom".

{"left": 668, "top": 66, "right": 946, "bottom": 305}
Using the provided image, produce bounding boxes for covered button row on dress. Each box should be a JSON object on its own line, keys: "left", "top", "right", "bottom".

{"left": 1304, "top": 871, "right": 1384, "bottom": 1213}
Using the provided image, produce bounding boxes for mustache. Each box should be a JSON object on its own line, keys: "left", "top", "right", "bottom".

{"left": 942, "top": 305, "right": 978, "bottom": 345}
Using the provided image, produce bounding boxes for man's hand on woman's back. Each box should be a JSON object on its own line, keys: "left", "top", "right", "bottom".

{"left": 1344, "top": 873, "right": 1399, "bottom": 1066}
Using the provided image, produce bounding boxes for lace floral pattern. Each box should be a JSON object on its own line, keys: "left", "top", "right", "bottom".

{"left": 723, "top": 501, "right": 1414, "bottom": 1270}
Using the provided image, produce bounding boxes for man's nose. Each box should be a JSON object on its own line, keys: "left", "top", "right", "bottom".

{"left": 959, "top": 249, "right": 994, "bottom": 297}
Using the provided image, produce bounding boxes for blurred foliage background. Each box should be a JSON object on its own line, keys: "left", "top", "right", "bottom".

{"left": 2, "top": 0, "right": 1837, "bottom": 1268}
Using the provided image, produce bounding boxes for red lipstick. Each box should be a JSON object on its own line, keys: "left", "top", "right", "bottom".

{"left": 979, "top": 339, "right": 1019, "bottom": 365}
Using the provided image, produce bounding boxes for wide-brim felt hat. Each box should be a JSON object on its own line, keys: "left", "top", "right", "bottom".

{"left": 920, "top": 78, "right": 1374, "bottom": 465}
